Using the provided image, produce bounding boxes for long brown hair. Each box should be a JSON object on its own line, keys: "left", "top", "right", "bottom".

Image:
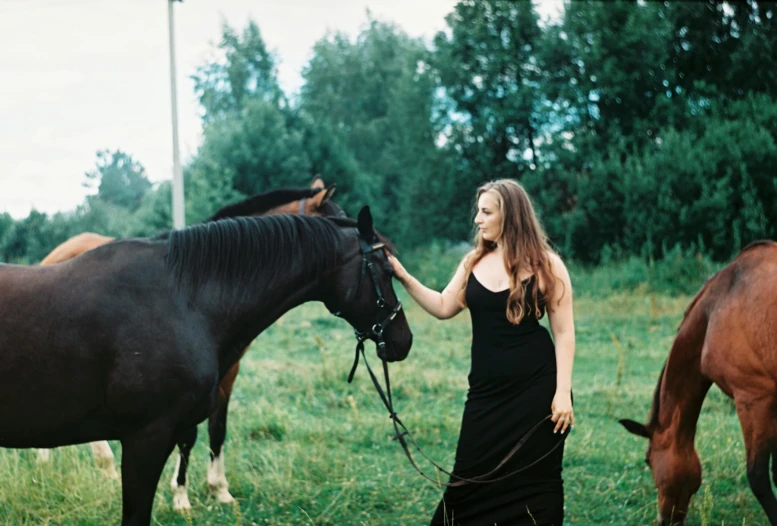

{"left": 458, "top": 179, "right": 562, "bottom": 323}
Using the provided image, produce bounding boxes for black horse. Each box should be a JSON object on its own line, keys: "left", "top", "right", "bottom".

{"left": 36, "top": 179, "right": 345, "bottom": 510}
{"left": 0, "top": 206, "right": 412, "bottom": 526}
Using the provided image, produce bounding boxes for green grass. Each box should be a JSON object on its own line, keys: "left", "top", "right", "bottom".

{"left": 0, "top": 288, "right": 764, "bottom": 525}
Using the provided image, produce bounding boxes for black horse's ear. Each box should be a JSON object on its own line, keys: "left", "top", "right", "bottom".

{"left": 619, "top": 419, "right": 651, "bottom": 439}
{"left": 357, "top": 206, "right": 373, "bottom": 238}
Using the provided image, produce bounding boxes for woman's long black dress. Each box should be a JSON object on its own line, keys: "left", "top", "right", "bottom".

{"left": 430, "top": 273, "right": 567, "bottom": 526}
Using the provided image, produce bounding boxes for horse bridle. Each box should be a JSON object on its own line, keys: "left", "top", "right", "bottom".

{"left": 328, "top": 229, "right": 567, "bottom": 488}
{"left": 329, "top": 230, "right": 403, "bottom": 361}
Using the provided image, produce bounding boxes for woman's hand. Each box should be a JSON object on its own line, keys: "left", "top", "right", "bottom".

{"left": 386, "top": 252, "right": 410, "bottom": 284}
{"left": 551, "top": 390, "right": 574, "bottom": 434}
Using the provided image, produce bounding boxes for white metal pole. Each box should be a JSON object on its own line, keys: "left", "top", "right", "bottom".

{"left": 167, "top": 0, "right": 185, "bottom": 229}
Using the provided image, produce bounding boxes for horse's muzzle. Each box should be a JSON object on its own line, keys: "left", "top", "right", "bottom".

{"left": 378, "top": 333, "right": 412, "bottom": 362}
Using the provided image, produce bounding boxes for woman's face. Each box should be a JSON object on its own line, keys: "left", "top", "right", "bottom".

{"left": 474, "top": 191, "right": 502, "bottom": 243}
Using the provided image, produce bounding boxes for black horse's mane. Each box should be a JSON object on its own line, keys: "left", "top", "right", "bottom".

{"left": 165, "top": 215, "right": 353, "bottom": 298}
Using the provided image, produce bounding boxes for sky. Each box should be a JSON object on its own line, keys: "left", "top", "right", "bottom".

{"left": 0, "top": 0, "right": 563, "bottom": 219}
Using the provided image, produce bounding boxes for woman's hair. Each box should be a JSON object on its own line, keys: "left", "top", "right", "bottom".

{"left": 458, "top": 179, "right": 563, "bottom": 323}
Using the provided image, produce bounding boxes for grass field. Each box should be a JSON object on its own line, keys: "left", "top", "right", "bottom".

{"left": 0, "top": 283, "right": 766, "bottom": 525}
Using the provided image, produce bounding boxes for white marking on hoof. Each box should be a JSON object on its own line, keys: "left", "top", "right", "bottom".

{"left": 207, "top": 452, "right": 234, "bottom": 504}
{"left": 90, "top": 441, "right": 119, "bottom": 479}
{"left": 172, "top": 484, "right": 192, "bottom": 511}
{"left": 37, "top": 449, "right": 51, "bottom": 463}
{"left": 170, "top": 455, "right": 192, "bottom": 511}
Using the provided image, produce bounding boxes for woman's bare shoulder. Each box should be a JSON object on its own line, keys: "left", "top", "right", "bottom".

{"left": 545, "top": 250, "right": 567, "bottom": 268}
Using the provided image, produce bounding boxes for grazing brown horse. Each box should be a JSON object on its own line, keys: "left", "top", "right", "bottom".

{"left": 36, "top": 179, "right": 343, "bottom": 509}
{"left": 620, "top": 240, "right": 777, "bottom": 525}
{"left": 0, "top": 207, "right": 412, "bottom": 526}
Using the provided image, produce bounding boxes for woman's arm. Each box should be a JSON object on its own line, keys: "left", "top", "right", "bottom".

{"left": 387, "top": 253, "right": 469, "bottom": 320}
{"left": 547, "top": 252, "right": 575, "bottom": 433}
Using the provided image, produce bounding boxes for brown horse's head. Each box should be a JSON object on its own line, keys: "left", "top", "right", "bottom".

{"left": 619, "top": 419, "right": 701, "bottom": 525}
{"left": 262, "top": 178, "right": 342, "bottom": 217}
{"left": 206, "top": 177, "right": 345, "bottom": 223}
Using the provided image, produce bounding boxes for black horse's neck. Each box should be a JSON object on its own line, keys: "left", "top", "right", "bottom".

{"left": 217, "top": 275, "right": 327, "bottom": 377}
{"left": 163, "top": 215, "right": 359, "bottom": 376}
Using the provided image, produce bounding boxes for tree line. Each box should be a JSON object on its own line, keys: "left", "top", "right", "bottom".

{"left": 2, "top": 0, "right": 775, "bottom": 265}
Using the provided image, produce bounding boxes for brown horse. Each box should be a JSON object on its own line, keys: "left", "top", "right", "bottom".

{"left": 0, "top": 207, "right": 411, "bottom": 526}
{"left": 36, "top": 178, "right": 342, "bottom": 509}
{"left": 620, "top": 240, "right": 777, "bottom": 525}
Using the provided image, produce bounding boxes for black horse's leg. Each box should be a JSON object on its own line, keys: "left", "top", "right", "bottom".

{"left": 120, "top": 429, "right": 177, "bottom": 526}
{"left": 737, "top": 397, "right": 777, "bottom": 525}
{"left": 207, "top": 362, "right": 240, "bottom": 504}
{"left": 170, "top": 425, "right": 198, "bottom": 511}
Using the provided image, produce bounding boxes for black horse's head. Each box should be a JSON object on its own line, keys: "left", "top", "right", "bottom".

{"left": 324, "top": 206, "right": 412, "bottom": 362}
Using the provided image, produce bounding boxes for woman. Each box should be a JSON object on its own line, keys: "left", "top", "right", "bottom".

{"left": 389, "top": 179, "right": 575, "bottom": 525}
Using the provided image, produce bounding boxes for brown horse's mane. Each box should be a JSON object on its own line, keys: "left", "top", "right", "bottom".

{"left": 206, "top": 187, "right": 325, "bottom": 222}
{"left": 647, "top": 362, "right": 666, "bottom": 430}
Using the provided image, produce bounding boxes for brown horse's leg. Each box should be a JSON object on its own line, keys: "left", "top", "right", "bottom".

{"left": 207, "top": 360, "right": 241, "bottom": 504}
{"left": 90, "top": 441, "right": 119, "bottom": 479}
{"left": 120, "top": 429, "right": 177, "bottom": 526}
{"left": 736, "top": 396, "right": 777, "bottom": 524}
{"left": 170, "top": 426, "right": 198, "bottom": 511}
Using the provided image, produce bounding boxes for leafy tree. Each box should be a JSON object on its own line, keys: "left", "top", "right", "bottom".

{"left": 537, "top": 0, "right": 684, "bottom": 160}
{"left": 665, "top": 0, "right": 777, "bottom": 100}
{"left": 0, "top": 212, "right": 15, "bottom": 262}
{"left": 433, "top": 0, "right": 544, "bottom": 182}
{"left": 192, "top": 20, "right": 285, "bottom": 124}
{"left": 83, "top": 150, "right": 152, "bottom": 211}
{"left": 185, "top": 98, "right": 312, "bottom": 223}
{"left": 128, "top": 182, "right": 174, "bottom": 237}
{"left": 0, "top": 210, "right": 50, "bottom": 263}
{"left": 186, "top": 20, "right": 317, "bottom": 221}
{"left": 301, "top": 17, "right": 445, "bottom": 241}
{"left": 621, "top": 93, "right": 777, "bottom": 260}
